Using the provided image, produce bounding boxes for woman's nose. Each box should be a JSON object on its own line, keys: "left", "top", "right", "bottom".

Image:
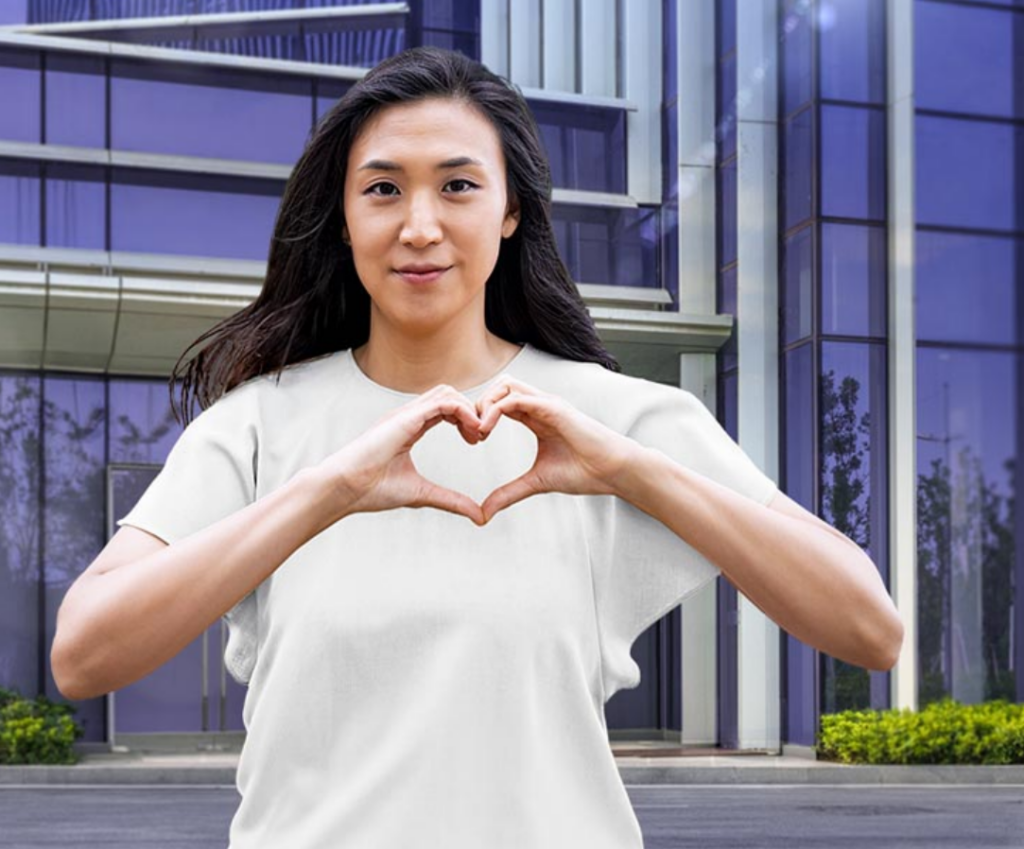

{"left": 399, "top": 193, "right": 443, "bottom": 246}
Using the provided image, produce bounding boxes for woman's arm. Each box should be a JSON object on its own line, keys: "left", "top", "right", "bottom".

{"left": 612, "top": 443, "right": 904, "bottom": 672}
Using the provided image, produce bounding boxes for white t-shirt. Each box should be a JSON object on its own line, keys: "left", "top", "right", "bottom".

{"left": 117, "top": 341, "right": 778, "bottom": 849}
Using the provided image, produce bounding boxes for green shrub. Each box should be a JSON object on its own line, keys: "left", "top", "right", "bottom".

{"left": 0, "top": 685, "right": 84, "bottom": 765}
{"left": 816, "top": 698, "right": 1024, "bottom": 765}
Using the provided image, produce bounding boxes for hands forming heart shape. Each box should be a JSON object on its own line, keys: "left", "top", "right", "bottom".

{"left": 321, "top": 376, "right": 639, "bottom": 527}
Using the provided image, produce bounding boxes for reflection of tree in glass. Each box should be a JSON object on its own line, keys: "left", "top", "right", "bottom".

{"left": 819, "top": 368, "right": 872, "bottom": 714}
{"left": 917, "top": 449, "right": 1015, "bottom": 707}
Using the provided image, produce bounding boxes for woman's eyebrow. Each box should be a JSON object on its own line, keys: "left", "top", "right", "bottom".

{"left": 356, "top": 156, "right": 485, "bottom": 172}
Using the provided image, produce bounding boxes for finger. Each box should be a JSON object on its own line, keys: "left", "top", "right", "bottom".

{"left": 480, "top": 471, "right": 540, "bottom": 524}
{"left": 475, "top": 376, "right": 546, "bottom": 428}
{"left": 410, "top": 394, "right": 482, "bottom": 444}
{"left": 413, "top": 479, "right": 485, "bottom": 526}
{"left": 479, "top": 391, "right": 551, "bottom": 437}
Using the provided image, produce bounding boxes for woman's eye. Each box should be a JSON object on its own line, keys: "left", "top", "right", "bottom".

{"left": 363, "top": 180, "right": 478, "bottom": 197}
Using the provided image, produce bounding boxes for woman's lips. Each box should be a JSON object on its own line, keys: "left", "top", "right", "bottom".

{"left": 396, "top": 267, "right": 450, "bottom": 284}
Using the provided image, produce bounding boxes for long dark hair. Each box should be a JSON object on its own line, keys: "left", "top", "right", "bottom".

{"left": 171, "top": 45, "right": 620, "bottom": 426}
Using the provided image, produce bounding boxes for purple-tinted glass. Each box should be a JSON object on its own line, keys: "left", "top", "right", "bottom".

{"left": 718, "top": 265, "right": 737, "bottom": 372}
{"left": 916, "top": 115, "right": 1023, "bottom": 233}
{"left": 662, "top": 199, "right": 679, "bottom": 305}
{"left": 110, "top": 60, "right": 312, "bottom": 165}
{"left": 821, "top": 105, "right": 886, "bottom": 222}
{"left": 0, "top": 0, "right": 27, "bottom": 24}
{"left": 110, "top": 168, "right": 283, "bottom": 260}
{"left": 0, "top": 374, "right": 43, "bottom": 714}
{"left": 108, "top": 377, "right": 183, "bottom": 464}
{"left": 916, "top": 345, "right": 1019, "bottom": 706}
{"left": 421, "top": 0, "right": 478, "bottom": 29}
{"left": 717, "top": 0, "right": 735, "bottom": 59}
{"left": 664, "top": 0, "right": 677, "bottom": 105}
{"left": 0, "top": 48, "right": 41, "bottom": 144}
{"left": 419, "top": 29, "right": 478, "bottom": 59}
{"left": 780, "top": 0, "right": 812, "bottom": 117}
{"left": 45, "top": 164, "right": 106, "bottom": 250}
{"left": 819, "top": 340, "right": 890, "bottom": 713}
{"left": 783, "top": 341, "right": 816, "bottom": 743}
{"left": 304, "top": 27, "right": 406, "bottom": 66}
{"left": 552, "top": 204, "right": 659, "bottom": 287}
{"left": 821, "top": 222, "right": 887, "bottom": 338}
{"left": 718, "top": 51, "right": 736, "bottom": 162}
{"left": 316, "top": 80, "right": 353, "bottom": 123}
{"left": 819, "top": 0, "right": 886, "bottom": 105}
{"left": 916, "top": 0, "right": 1024, "bottom": 119}
{"left": 719, "top": 158, "right": 736, "bottom": 268}
{"left": 782, "top": 107, "right": 813, "bottom": 230}
{"left": 42, "top": 376, "right": 106, "bottom": 715}
{"left": 664, "top": 101, "right": 678, "bottom": 199}
{"left": 917, "top": 230, "right": 1021, "bottom": 346}
{"left": 0, "top": 159, "right": 41, "bottom": 246}
{"left": 782, "top": 224, "right": 813, "bottom": 346}
{"left": 531, "top": 102, "right": 627, "bottom": 194}
{"left": 44, "top": 52, "right": 106, "bottom": 149}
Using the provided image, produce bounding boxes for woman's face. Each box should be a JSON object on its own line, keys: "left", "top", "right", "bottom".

{"left": 342, "top": 96, "right": 520, "bottom": 337}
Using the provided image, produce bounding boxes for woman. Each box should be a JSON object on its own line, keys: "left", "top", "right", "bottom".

{"left": 53, "top": 46, "right": 903, "bottom": 849}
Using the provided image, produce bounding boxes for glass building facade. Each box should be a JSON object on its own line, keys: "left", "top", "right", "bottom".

{"left": 0, "top": 0, "right": 1019, "bottom": 755}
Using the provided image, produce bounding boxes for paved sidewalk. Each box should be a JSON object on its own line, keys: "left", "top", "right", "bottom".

{"left": 2, "top": 742, "right": 1023, "bottom": 786}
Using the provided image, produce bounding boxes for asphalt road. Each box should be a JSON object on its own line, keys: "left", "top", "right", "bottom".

{"left": 0, "top": 784, "right": 1021, "bottom": 847}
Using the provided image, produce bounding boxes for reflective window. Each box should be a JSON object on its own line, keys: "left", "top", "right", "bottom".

{"left": 821, "top": 223, "right": 887, "bottom": 338}
{"left": 552, "top": 204, "right": 659, "bottom": 287}
{"left": 820, "top": 340, "right": 890, "bottom": 714}
{"left": 719, "top": 158, "right": 736, "bottom": 268}
{"left": 782, "top": 224, "right": 813, "bottom": 346}
{"left": 110, "top": 60, "right": 313, "bottom": 165}
{"left": 782, "top": 107, "right": 813, "bottom": 230}
{"left": 780, "top": 0, "right": 812, "bottom": 117}
{"left": 316, "top": 80, "right": 354, "bottom": 123}
{"left": 916, "top": 346, "right": 1019, "bottom": 705}
{"left": 45, "top": 163, "right": 107, "bottom": 250}
{"left": 0, "top": 159, "right": 41, "bottom": 247}
{"left": 662, "top": 200, "right": 678, "bottom": 306}
{"left": 916, "top": 115, "right": 1022, "bottom": 233}
{"left": 110, "top": 168, "right": 283, "bottom": 260}
{"left": 108, "top": 377, "right": 182, "bottom": 464}
{"left": 44, "top": 52, "right": 107, "bottom": 148}
{"left": 717, "top": 0, "right": 735, "bottom": 59}
{"left": 821, "top": 105, "right": 886, "bottom": 221}
{"left": 916, "top": 0, "right": 1024, "bottom": 119}
{"left": 718, "top": 265, "right": 737, "bottom": 373}
{"left": 819, "top": 0, "right": 886, "bottom": 105}
{"left": 916, "top": 230, "right": 1020, "bottom": 347}
{"left": 0, "top": 48, "right": 41, "bottom": 144}
{"left": 532, "top": 102, "right": 627, "bottom": 194}
{"left": 718, "top": 50, "right": 736, "bottom": 162}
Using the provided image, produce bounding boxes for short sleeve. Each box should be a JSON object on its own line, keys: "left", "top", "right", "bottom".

{"left": 580, "top": 379, "right": 779, "bottom": 701}
{"left": 115, "top": 380, "right": 262, "bottom": 686}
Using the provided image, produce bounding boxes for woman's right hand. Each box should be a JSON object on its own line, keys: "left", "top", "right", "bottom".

{"left": 315, "top": 384, "right": 487, "bottom": 526}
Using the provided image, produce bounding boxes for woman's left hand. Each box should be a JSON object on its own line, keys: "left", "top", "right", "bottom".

{"left": 473, "top": 376, "right": 639, "bottom": 524}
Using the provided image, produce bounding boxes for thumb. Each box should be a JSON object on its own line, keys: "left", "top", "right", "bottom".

{"left": 480, "top": 473, "right": 538, "bottom": 525}
{"left": 412, "top": 477, "right": 485, "bottom": 526}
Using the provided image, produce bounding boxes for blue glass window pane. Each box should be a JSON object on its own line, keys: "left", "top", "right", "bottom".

{"left": 110, "top": 61, "right": 313, "bottom": 165}
{"left": 662, "top": 200, "right": 678, "bottom": 305}
{"left": 108, "top": 377, "right": 181, "bottom": 464}
{"left": 110, "top": 168, "right": 283, "bottom": 261}
{"left": 916, "top": 0, "right": 1024, "bottom": 119}
{"left": 664, "top": 0, "right": 677, "bottom": 105}
{"left": 821, "top": 105, "right": 885, "bottom": 221}
{"left": 0, "top": 48, "right": 41, "bottom": 144}
{"left": 316, "top": 80, "right": 353, "bottom": 123}
{"left": 420, "top": 0, "right": 478, "bottom": 29}
{"left": 0, "top": 159, "right": 41, "bottom": 246}
{"left": 782, "top": 108, "right": 813, "bottom": 230}
{"left": 45, "top": 52, "right": 106, "bottom": 149}
{"left": 552, "top": 204, "right": 659, "bottom": 287}
{"left": 916, "top": 115, "right": 1022, "bottom": 233}
{"left": 420, "top": 29, "right": 477, "bottom": 59}
{"left": 530, "top": 102, "right": 627, "bottom": 194}
{"left": 916, "top": 230, "right": 1020, "bottom": 346}
{"left": 782, "top": 224, "right": 813, "bottom": 345}
{"left": 717, "top": 0, "right": 735, "bottom": 58}
{"left": 305, "top": 28, "right": 406, "bottom": 67}
{"left": 718, "top": 264, "right": 737, "bottom": 372}
{"left": 0, "top": 0, "right": 27, "bottom": 25}
{"left": 820, "top": 340, "right": 889, "bottom": 713}
{"left": 819, "top": 0, "right": 886, "bottom": 104}
{"left": 664, "top": 101, "right": 678, "bottom": 199}
{"left": 719, "top": 158, "right": 736, "bottom": 267}
{"left": 781, "top": 0, "right": 812, "bottom": 116}
{"left": 45, "top": 163, "right": 106, "bottom": 250}
{"left": 718, "top": 51, "right": 736, "bottom": 161}
{"left": 821, "top": 223, "right": 887, "bottom": 338}
{"left": 915, "top": 346, "right": 1019, "bottom": 705}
